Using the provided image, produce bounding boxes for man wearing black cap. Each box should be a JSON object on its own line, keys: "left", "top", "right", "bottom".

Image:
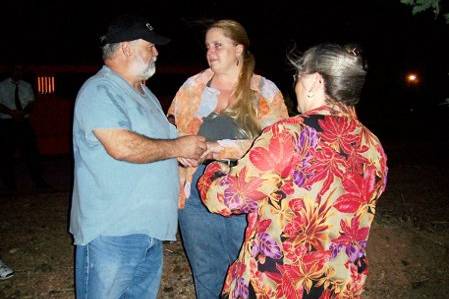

{"left": 69, "top": 15, "right": 206, "bottom": 299}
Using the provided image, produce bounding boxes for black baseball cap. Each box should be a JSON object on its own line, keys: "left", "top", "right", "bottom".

{"left": 101, "top": 15, "right": 170, "bottom": 45}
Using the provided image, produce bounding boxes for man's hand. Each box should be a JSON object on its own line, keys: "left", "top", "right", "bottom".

{"left": 175, "top": 135, "right": 207, "bottom": 160}
{"left": 200, "top": 141, "right": 224, "bottom": 161}
{"left": 178, "top": 141, "right": 222, "bottom": 167}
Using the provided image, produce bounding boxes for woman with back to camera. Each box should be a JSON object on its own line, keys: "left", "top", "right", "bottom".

{"left": 198, "top": 43, "right": 388, "bottom": 298}
{"left": 168, "top": 19, "right": 288, "bottom": 298}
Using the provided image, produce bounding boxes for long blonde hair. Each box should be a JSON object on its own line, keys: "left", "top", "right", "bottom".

{"left": 209, "top": 20, "right": 260, "bottom": 139}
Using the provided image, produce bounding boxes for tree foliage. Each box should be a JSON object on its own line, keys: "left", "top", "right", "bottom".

{"left": 401, "top": 0, "right": 449, "bottom": 23}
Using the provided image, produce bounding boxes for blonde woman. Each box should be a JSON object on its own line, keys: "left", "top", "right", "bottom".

{"left": 168, "top": 19, "right": 288, "bottom": 299}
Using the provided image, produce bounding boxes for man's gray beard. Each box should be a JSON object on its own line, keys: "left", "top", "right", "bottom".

{"left": 142, "top": 62, "right": 156, "bottom": 80}
{"left": 131, "top": 55, "right": 156, "bottom": 81}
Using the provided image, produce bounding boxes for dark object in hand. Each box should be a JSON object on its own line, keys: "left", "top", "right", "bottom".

{"left": 198, "top": 112, "right": 249, "bottom": 142}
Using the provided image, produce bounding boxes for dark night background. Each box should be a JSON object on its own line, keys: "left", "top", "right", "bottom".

{"left": 1, "top": 2, "right": 449, "bottom": 297}
{"left": 0, "top": 0, "right": 448, "bottom": 141}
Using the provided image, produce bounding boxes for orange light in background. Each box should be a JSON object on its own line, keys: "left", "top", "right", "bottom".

{"left": 406, "top": 73, "right": 419, "bottom": 84}
{"left": 37, "top": 76, "right": 55, "bottom": 94}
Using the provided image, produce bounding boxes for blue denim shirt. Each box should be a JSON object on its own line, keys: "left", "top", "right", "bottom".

{"left": 70, "top": 66, "right": 179, "bottom": 245}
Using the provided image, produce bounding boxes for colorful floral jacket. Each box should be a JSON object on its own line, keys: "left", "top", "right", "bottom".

{"left": 198, "top": 106, "right": 388, "bottom": 298}
{"left": 168, "top": 68, "right": 288, "bottom": 207}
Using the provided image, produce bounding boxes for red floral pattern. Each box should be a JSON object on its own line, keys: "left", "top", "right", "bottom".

{"left": 198, "top": 106, "right": 388, "bottom": 298}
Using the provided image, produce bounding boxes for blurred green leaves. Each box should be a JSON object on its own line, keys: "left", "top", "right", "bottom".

{"left": 401, "top": 0, "right": 449, "bottom": 23}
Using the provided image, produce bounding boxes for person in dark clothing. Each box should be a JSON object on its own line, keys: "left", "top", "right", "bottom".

{"left": 0, "top": 65, "right": 49, "bottom": 193}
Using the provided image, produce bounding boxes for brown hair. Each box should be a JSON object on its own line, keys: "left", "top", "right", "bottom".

{"left": 208, "top": 19, "right": 260, "bottom": 138}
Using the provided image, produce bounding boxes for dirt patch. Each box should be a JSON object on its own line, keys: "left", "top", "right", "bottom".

{"left": 1, "top": 140, "right": 448, "bottom": 298}
{"left": 0, "top": 193, "right": 195, "bottom": 299}
{"left": 365, "top": 223, "right": 449, "bottom": 298}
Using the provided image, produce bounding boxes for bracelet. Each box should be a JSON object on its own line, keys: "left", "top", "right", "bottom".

{"left": 222, "top": 159, "right": 238, "bottom": 167}
{"left": 202, "top": 159, "right": 238, "bottom": 167}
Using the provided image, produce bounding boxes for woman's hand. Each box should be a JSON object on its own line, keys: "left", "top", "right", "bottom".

{"left": 200, "top": 141, "right": 224, "bottom": 162}
{"left": 177, "top": 157, "right": 200, "bottom": 167}
{"left": 177, "top": 142, "right": 224, "bottom": 166}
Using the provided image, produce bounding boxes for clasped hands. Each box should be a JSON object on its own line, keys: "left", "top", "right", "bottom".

{"left": 176, "top": 135, "right": 223, "bottom": 168}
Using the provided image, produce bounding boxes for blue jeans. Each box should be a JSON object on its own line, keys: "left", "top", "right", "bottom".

{"left": 179, "top": 165, "right": 246, "bottom": 299}
{"left": 75, "top": 234, "right": 163, "bottom": 299}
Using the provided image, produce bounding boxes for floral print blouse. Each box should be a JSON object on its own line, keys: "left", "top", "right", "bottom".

{"left": 168, "top": 68, "right": 288, "bottom": 207}
{"left": 198, "top": 106, "right": 388, "bottom": 298}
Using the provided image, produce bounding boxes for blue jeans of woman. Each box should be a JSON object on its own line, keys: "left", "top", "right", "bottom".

{"left": 179, "top": 165, "right": 246, "bottom": 299}
{"left": 75, "top": 234, "right": 163, "bottom": 299}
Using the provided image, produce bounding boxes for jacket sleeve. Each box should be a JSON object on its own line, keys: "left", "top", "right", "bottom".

{"left": 198, "top": 122, "right": 297, "bottom": 216}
